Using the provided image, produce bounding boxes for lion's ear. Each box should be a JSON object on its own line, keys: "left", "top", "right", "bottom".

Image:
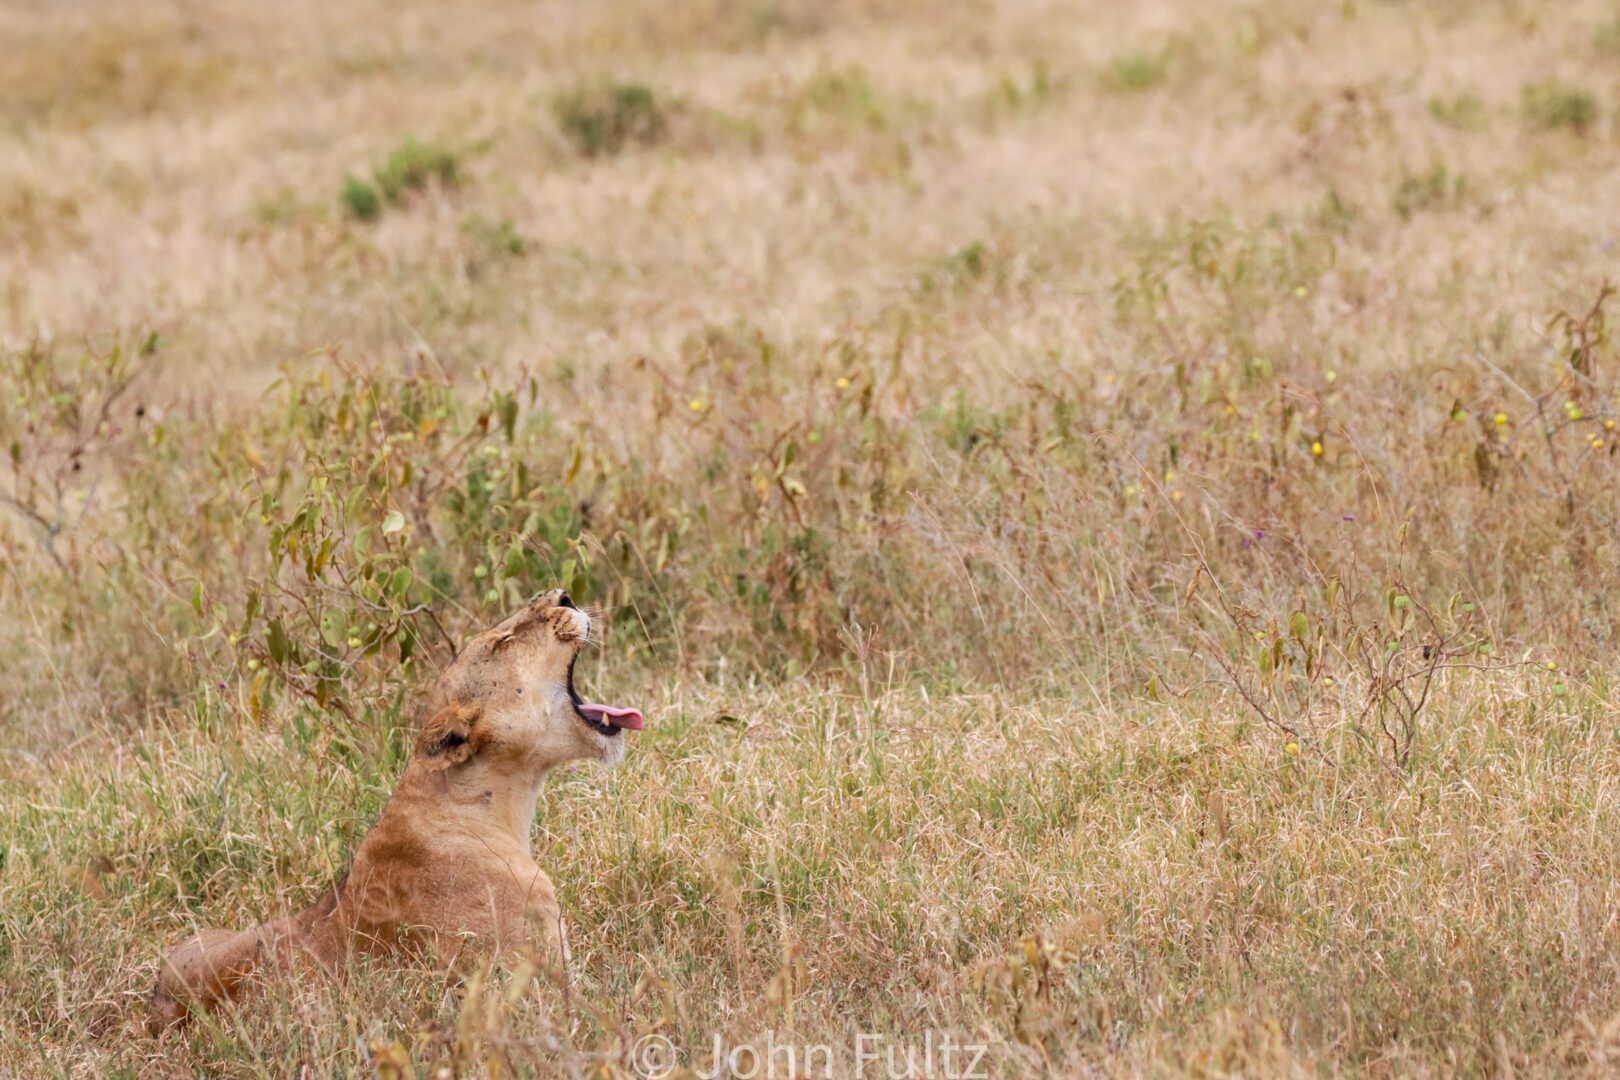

{"left": 415, "top": 703, "right": 481, "bottom": 770}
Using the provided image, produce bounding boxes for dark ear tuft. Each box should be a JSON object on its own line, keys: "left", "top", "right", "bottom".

{"left": 415, "top": 703, "right": 481, "bottom": 770}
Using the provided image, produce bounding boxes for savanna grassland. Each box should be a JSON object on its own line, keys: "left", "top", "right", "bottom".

{"left": 6, "top": 0, "right": 1620, "bottom": 1076}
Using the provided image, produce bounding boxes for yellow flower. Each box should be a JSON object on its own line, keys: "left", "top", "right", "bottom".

{"left": 1495, "top": 413, "right": 1509, "bottom": 426}
{"left": 1171, "top": 489, "right": 1184, "bottom": 502}
{"left": 689, "top": 399, "right": 705, "bottom": 413}
{"left": 1325, "top": 369, "right": 1337, "bottom": 383}
{"left": 1294, "top": 285, "right": 1309, "bottom": 298}
{"left": 1607, "top": 419, "right": 1617, "bottom": 430}
{"left": 1546, "top": 660, "right": 1557, "bottom": 671}
{"left": 1285, "top": 741, "right": 1300, "bottom": 756}
{"left": 835, "top": 376, "right": 850, "bottom": 389}
{"left": 1311, "top": 440, "right": 1324, "bottom": 457}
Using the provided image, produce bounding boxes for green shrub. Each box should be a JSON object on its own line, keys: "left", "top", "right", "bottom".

{"left": 372, "top": 138, "right": 459, "bottom": 201}
{"left": 1522, "top": 81, "right": 1599, "bottom": 133}
{"left": 341, "top": 175, "right": 381, "bottom": 221}
{"left": 552, "top": 82, "right": 667, "bottom": 157}
{"left": 338, "top": 138, "right": 459, "bottom": 221}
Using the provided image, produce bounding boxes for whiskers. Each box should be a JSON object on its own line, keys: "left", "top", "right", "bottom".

{"left": 579, "top": 605, "right": 607, "bottom": 650}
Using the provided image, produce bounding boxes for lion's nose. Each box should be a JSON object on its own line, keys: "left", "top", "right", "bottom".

{"left": 556, "top": 591, "right": 576, "bottom": 610}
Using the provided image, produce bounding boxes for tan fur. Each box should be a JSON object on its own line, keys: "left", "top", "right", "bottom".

{"left": 147, "top": 590, "right": 626, "bottom": 1034}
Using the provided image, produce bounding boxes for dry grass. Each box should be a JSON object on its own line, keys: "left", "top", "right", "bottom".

{"left": 4, "top": 0, "right": 1620, "bottom": 1076}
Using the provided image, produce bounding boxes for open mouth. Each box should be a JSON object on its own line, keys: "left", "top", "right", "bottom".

{"left": 567, "top": 656, "right": 645, "bottom": 737}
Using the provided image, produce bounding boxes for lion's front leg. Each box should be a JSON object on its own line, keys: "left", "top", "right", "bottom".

{"left": 406, "top": 862, "right": 568, "bottom": 982}
{"left": 512, "top": 864, "right": 568, "bottom": 964}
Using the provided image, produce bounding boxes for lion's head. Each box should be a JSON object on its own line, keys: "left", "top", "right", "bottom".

{"left": 413, "top": 589, "right": 643, "bottom": 775}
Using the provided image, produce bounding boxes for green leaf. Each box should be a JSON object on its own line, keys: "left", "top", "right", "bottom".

{"left": 504, "top": 541, "right": 526, "bottom": 579}
{"left": 497, "top": 392, "right": 519, "bottom": 442}
{"left": 239, "top": 590, "right": 260, "bottom": 637}
{"left": 320, "top": 609, "right": 347, "bottom": 648}
{"left": 1144, "top": 675, "right": 1165, "bottom": 703}
{"left": 267, "top": 620, "right": 292, "bottom": 666}
{"left": 382, "top": 509, "right": 406, "bottom": 535}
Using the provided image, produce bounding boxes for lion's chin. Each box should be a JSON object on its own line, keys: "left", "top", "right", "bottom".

{"left": 598, "top": 732, "right": 628, "bottom": 768}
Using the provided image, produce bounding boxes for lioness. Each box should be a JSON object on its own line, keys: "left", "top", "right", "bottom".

{"left": 147, "top": 589, "right": 644, "bottom": 1033}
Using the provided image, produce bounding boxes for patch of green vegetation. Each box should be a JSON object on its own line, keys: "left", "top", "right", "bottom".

{"left": 462, "top": 214, "right": 529, "bottom": 257}
{"left": 1313, "top": 187, "right": 1360, "bottom": 231}
{"left": 791, "top": 64, "right": 886, "bottom": 131}
{"left": 372, "top": 138, "right": 459, "bottom": 201}
{"left": 340, "top": 138, "right": 459, "bottom": 221}
{"left": 1393, "top": 163, "right": 1469, "bottom": 220}
{"left": 255, "top": 188, "right": 322, "bottom": 227}
{"left": 552, "top": 82, "right": 667, "bottom": 157}
{"left": 1106, "top": 50, "right": 1168, "bottom": 93}
{"left": 917, "top": 240, "right": 1001, "bottom": 296}
{"left": 980, "top": 62, "right": 1062, "bottom": 126}
{"left": 1428, "top": 91, "right": 1487, "bottom": 132}
{"left": 1522, "top": 80, "right": 1599, "bottom": 134}
{"left": 991, "top": 62, "right": 1054, "bottom": 110}
{"left": 340, "top": 174, "right": 382, "bottom": 220}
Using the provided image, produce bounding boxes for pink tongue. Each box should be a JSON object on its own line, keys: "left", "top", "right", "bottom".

{"left": 578, "top": 703, "right": 645, "bottom": 731}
